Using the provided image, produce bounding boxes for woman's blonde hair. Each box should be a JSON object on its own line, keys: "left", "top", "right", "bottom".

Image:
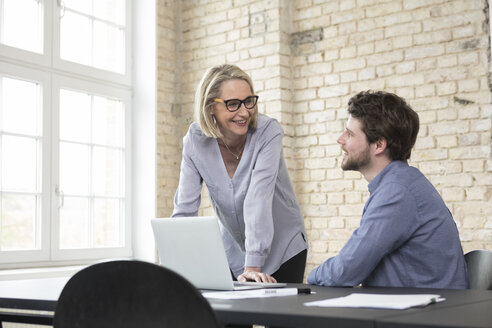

{"left": 195, "top": 64, "right": 258, "bottom": 138}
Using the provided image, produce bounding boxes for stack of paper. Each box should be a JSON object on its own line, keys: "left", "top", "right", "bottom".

{"left": 304, "top": 293, "right": 445, "bottom": 310}
{"left": 203, "top": 288, "right": 300, "bottom": 299}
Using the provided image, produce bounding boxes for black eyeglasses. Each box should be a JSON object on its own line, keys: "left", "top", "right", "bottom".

{"left": 214, "top": 95, "right": 258, "bottom": 112}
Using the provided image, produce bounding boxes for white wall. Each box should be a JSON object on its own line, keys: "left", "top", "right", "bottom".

{"left": 132, "top": 0, "right": 157, "bottom": 262}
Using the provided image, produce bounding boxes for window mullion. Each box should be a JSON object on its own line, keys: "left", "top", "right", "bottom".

{"left": 0, "top": 0, "right": 4, "bottom": 44}
{"left": 89, "top": 94, "right": 94, "bottom": 248}
{"left": 64, "top": 8, "right": 124, "bottom": 30}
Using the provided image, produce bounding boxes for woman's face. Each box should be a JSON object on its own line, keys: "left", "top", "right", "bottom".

{"left": 211, "top": 79, "right": 254, "bottom": 141}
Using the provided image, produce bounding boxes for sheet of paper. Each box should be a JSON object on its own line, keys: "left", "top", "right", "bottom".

{"left": 304, "top": 293, "right": 445, "bottom": 310}
{"left": 203, "top": 288, "right": 299, "bottom": 299}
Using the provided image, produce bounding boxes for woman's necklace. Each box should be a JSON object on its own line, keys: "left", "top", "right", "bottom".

{"left": 221, "top": 139, "right": 244, "bottom": 160}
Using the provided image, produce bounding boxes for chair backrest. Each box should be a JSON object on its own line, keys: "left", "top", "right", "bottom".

{"left": 53, "top": 260, "right": 222, "bottom": 328}
{"left": 465, "top": 250, "right": 492, "bottom": 290}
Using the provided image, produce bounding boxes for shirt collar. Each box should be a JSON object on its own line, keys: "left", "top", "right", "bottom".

{"left": 368, "top": 160, "right": 408, "bottom": 193}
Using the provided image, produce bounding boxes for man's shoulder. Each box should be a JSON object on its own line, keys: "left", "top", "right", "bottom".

{"left": 383, "top": 161, "right": 425, "bottom": 185}
{"left": 380, "top": 162, "right": 440, "bottom": 202}
{"left": 373, "top": 162, "right": 429, "bottom": 197}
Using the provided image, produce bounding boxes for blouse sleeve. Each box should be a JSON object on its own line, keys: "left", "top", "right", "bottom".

{"left": 243, "top": 122, "right": 284, "bottom": 268}
{"left": 172, "top": 130, "right": 203, "bottom": 217}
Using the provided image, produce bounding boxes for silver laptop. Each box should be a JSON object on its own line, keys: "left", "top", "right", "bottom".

{"left": 151, "top": 216, "right": 286, "bottom": 290}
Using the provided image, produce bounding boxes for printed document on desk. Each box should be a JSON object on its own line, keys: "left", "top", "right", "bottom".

{"left": 203, "top": 288, "right": 308, "bottom": 299}
{"left": 304, "top": 293, "right": 445, "bottom": 310}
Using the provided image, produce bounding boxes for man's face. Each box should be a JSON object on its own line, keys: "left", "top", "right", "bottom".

{"left": 337, "top": 116, "right": 372, "bottom": 172}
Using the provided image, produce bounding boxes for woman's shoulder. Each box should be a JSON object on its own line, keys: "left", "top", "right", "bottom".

{"left": 187, "top": 122, "right": 204, "bottom": 135}
{"left": 255, "top": 113, "right": 283, "bottom": 134}
{"left": 184, "top": 122, "right": 209, "bottom": 141}
{"left": 183, "top": 122, "right": 215, "bottom": 151}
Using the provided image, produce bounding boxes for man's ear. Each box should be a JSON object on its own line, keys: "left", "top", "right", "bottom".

{"left": 374, "top": 137, "right": 388, "bottom": 155}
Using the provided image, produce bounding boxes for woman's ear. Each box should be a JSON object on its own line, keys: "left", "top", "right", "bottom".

{"left": 209, "top": 105, "right": 217, "bottom": 119}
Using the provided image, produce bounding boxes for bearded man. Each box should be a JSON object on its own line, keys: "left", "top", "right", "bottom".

{"left": 307, "top": 90, "right": 468, "bottom": 289}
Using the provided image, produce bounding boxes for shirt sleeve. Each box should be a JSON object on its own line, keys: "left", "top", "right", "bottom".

{"left": 172, "top": 131, "right": 203, "bottom": 217}
{"left": 307, "top": 183, "right": 418, "bottom": 286}
{"left": 243, "top": 125, "right": 283, "bottom": 268}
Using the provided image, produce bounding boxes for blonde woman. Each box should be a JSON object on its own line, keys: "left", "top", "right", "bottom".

{"left": 172, "top": 64, "right": 307, "bottom": 283}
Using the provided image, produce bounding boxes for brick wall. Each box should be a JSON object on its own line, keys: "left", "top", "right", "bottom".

{"left": 157, "top": 0, "right": 492, "bottom": 278}
{"left": 156, "top": 0, "right": 181, "bottom": 216}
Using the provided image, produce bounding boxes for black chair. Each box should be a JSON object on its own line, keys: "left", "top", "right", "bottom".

{"left": 53, "top": 260, "right": 222, "bottom": 328}
{"left": 464, "top": 250, "right": 492, "bottom": 290}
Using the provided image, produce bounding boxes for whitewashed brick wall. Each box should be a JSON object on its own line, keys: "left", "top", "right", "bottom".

{"left": 157, "top": 0, "right": 492, "bottom": 279}
{"left": 156, "top": 0, "right": 181, "bottom": 216}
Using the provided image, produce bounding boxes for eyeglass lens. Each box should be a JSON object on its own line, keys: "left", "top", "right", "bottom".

{"left": 225, "top": 96, "right": 258, "bottom": 111}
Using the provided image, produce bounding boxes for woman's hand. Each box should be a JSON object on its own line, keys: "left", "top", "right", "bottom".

{"left": 237, "top": 266, "right": 277, "bottom": 283}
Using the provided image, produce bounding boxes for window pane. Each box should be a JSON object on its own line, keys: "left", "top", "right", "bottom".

{"left": 1, "top": 0, "right": 43, "bottom": 53}
{"left": 1, "top": 77, "right": 41, "bottom": 136}
{"left": 60, "top": 142, "right": 89, "bottom": 195}
{"left": 92, "top": 96, "right": 123, "bottom": 147}
{"left": 0, "top": 73, "right": 42, "bottom": 256}
{"left": 1, "top": 193, "right": 37, "bottom": 250}
{"left": 59, "top": 0, "right": 126, "bottom": 74}
{"left": 93, "top": 0, "right": 125, "bottom": 25}
{"left": 93, "top": 21, "right": 125, "bottom": 74}
{"left": 60, "top": 11, "right": 91, "bottom": 67}
{"left": 64, "top": 0, "right": 125, "bottom": 25}
{"left": 58, "top": 85, "right": 126, "bottom": 252}
{"left": 94, "top": 198, "right": 120, "bottom": 247}
{"left": 93, "top": 147, "right": 122, "bottom": 197}
{"left": 60, "top": 89, "right": 91, "bottom": 143}
{"left": 2, "top": 136, "right": 39, "bottom": 192}
{"left": 59, "top": 197, "right": 89, "bottom": 249}
{"left": 63, "top": 0, "right": 91, "bottom": 15}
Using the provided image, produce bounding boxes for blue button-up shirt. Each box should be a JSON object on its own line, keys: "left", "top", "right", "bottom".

{"left": 172, "top": 114, "right": 307, "bottom": 277}
{"left": 308, "top": 160, "right": 468, "bottom": 289}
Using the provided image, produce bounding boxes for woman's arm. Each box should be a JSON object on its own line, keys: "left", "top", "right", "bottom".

{"left": 172, "top": 132, "right": 203, "bottom": 217}
{"left": 243, "top": 122, "right": 284, "bottom": 269}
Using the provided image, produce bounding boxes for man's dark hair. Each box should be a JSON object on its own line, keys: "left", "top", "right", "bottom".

{"left": 348, "top": 90, "right": 420, "bottom": 161}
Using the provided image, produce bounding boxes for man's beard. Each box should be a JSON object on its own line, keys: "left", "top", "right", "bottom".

{"left": 341, "top": 146, "right": 371, "bottom": 171}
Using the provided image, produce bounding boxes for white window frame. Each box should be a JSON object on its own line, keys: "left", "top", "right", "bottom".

{"left": 50, "top": 75, "right": 132, "bottom": 262}
{"left": 0, "top": 0, "right": 133, "bottom": 269}
{"left": 0, "top": 0, "right": 53, "bottom": 67}
{"left": 0, "top": 62, "right": 51, "bottom": 264}
{"left": 52, "top": 0, "right": 132, "bottom": 86}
